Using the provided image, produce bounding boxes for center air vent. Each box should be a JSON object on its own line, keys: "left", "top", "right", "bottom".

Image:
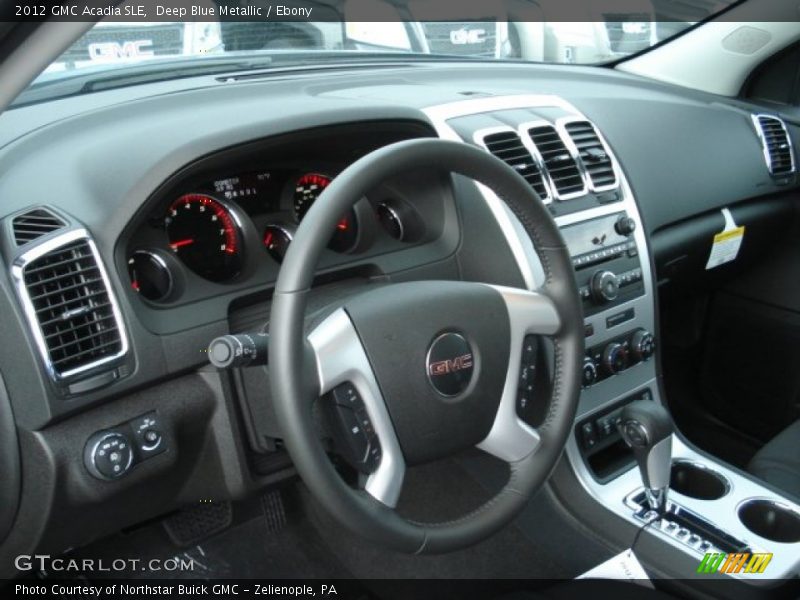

{"left": 13, "top": 231, "right": 127, "bottom": 380}
{"left": 480, "top": 130, "right": 550, "bottom": 201}
{"left": 12, "top": 208, "right": 65, "bottom": 246}
{"left": 564, "top": 120, "right": 618, "bottom": 191}
{"left": 526, "top": 124, "right": 586, "bottom": 199}
{"left": 752, "top": 115, "right": 796, "bottom": 178}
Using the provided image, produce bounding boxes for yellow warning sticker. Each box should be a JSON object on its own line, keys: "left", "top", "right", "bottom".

{"left": 706, "top": 225, "right": 745, "bottom": 270}
{"left": 713, "top": 227, "right": 745, "bottom": 244}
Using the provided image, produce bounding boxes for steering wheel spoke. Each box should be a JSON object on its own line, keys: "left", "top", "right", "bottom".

{"left": 477, "top": 285, "right": 560, "bottom": 463}
{"left": 308, "top": 308, "right": 406, "bottom": 508}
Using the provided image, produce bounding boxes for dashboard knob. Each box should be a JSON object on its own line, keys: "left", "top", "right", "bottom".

{"left": 84, "top": 431, "right": 134, "bottom": 480}
{"left": 631, "top": 329, "right": 655, "bottom": 362}
{"left": 615, "top": 216, "right": 637, "bottom": 236}
{"left": 582, "top": 357, "right": 598, "bottom": 387}
{"left": 602, "top": 342, "right": 628, "bottom": 375}
{"left": 590, "top": 270, "right": 620, "bottom": 304}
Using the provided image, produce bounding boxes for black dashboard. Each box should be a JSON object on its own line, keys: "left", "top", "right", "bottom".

{"left": 0, "top": 59, "right": 797, "bottom": 574}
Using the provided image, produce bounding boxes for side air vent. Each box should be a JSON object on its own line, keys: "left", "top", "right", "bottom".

{"left": 12, "top": 208, "right": 66, "bottom": 246}
{"left": 13, "top": 231, "right": 127, "bottom": 380}
{"left": 564, "top": 120, "right": 618, "bottom": 191}
{"left": 480, "top": 130, "right": 550, "bottom": 201}
{"left": 526, "top": 124, "right": 586, "bottom": 199}
{"left": 753, "top": 115, "right": 796, "bottom": 177}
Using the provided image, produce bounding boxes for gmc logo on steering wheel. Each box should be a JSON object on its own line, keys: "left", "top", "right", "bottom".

{"left": 428, "top": 353, "right": 474, "bottom": 376}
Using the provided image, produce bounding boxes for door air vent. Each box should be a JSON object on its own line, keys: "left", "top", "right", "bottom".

{"left": 480, "top": 130, "right": 551, "bottom": 201}
{"left": 12, "top": 231, "right": 127, "bottom": 381}
{"left": 752, "top": 114, "right": 796, "bottom": 178}
{"left": 564, "top": 120, "right": 618, "bottom": 191}
{"left": 12, "top": 208, "right": 66, "bottom": 246}
{"left": 526, "top": 124, "right": 586, "bottom": 199}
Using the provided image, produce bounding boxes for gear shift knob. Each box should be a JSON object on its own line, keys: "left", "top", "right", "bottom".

{"left": 619, "top": 400, "right": 673, "bottom": 513}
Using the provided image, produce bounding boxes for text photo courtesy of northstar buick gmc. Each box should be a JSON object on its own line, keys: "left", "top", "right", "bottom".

{"left": 0, "top": 0, "right": 799, "bottom": 598}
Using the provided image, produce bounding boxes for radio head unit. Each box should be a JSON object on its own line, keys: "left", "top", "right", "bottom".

{"left": 562, "top": 212, "right": 645, "bottom": 316}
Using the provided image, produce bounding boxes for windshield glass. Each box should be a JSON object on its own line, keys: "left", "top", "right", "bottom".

{"left": 27, "top": 0, "right": 737, "bottom": 97}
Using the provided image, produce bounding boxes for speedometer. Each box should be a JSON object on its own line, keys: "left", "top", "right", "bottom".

{"left": 165, "top": 193, "right": 244, "bottom": 282}
{"left": 293, "top": 173, "right": 331, "bottom": 221}
{"left": 293, "top": 173, "right": 358, "bottom": 253}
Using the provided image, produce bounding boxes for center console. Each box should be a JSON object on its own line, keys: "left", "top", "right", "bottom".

{"left": 424, "top": 94, "right": 800, "bottom": 584}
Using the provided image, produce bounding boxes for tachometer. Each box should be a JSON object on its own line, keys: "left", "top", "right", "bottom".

{"left": 165, "top": 193, "right": 243, "bottom": 282}
{"left": 293, "top": 173, "right": 359, "bottom": 253}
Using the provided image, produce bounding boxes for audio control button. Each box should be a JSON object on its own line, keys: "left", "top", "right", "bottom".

{"left": 615, "top": 216, "right": 637, "bottom": 236}
{"left": 591, "top": 270, "right": 620, "bottom": 304}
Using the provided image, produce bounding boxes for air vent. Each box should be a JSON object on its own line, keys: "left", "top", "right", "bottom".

{"left": 526, "top": 125, "right": 586, "bottom": 199}
{"left": 564, "top": 120, "right": 618, "bottom": 191}
{"left": 753, "top": 115, "right": 796, "bottom": 177}
{"left": 481, "top": 130, "right": 550, "bottom": 200}
{"left": 12, "top": 208, "right": 65, "bottom": 246}
{"left": 14, "top": 232, "right": 126, "bottom": 380}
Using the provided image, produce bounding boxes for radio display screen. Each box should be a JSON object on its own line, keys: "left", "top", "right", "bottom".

{"left": 561, "top": 213, "right": 629, "bottom": 258}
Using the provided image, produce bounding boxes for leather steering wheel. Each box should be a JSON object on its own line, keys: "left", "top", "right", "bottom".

{"left": 270, "top": 138, "right": 584, "bottom": 554}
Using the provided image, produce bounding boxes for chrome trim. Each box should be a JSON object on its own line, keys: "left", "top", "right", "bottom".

{"left": 644, "top": 436, "right": 673, "bottom": 492}
{"left": 473, "top": 125, "right": 553, "bottom": 203}
{"left": 307, "top": 308, "right": 405, "bottom": 508}
{"left": 522, "top": 118, "right": 588, "bottom": 201}
{"left": 376, "top": 202, "right": 405, "bottom": 242}
{"left": 476, "top": 285, "right": 559, "bottom": 462}
{"left": 623, "top": 488, "right": 747, "bottom": 556}
{"left": 557, "top": 116, "right": 620, "bottom": 193}
{"left": 10, "top": 228, "right": 129, "bottom": 382}
{"left": 751, "top": 113, "right": 797, "bottom": 177}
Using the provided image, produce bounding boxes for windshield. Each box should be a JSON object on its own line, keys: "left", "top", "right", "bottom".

{"left": 26, "top": 0, "right": 738, "bottom": 99}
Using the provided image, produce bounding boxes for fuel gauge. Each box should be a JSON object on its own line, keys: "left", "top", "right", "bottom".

{"left": 127, "top": 250, "right": 174, "bottom": 302}
{"left": 263, "top": 225, "right": 294, "bottom": 263}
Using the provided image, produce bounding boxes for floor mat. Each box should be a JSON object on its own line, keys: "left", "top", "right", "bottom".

{"left": 43, "top": 487, "right": 357, "bottom": 581}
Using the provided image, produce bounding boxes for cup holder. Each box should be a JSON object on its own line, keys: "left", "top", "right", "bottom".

{"left": 738, "top": 499, "right": 800, "bottom": 544}
{"left": 670, "top": 460, "right": 730, "bottom": 500}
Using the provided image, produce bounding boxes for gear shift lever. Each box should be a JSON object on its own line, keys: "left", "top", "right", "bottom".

{"left": 619, "top": 400, "right": 673, "bottom": 513}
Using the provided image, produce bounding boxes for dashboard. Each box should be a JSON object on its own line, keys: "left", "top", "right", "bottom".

{"left": 0, "top": 59, "right": 798, "bottom": 577}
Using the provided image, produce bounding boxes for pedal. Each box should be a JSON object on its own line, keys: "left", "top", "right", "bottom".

{"left": 163, "top": 501, "right": 232, "bottom": 547}
{"left": 261, "top": 490, "right": 287, "bottom": 534}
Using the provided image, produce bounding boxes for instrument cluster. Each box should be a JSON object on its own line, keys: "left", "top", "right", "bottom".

{"left": 125, "top": 168, "right": 426, "bottom": 303}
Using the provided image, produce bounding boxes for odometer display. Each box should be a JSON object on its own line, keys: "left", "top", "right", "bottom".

{"left": 165, "top": 194, "right": 243, "bottom": 282}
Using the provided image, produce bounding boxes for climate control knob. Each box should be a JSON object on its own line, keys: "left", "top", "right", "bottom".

{"left": 590, "top": 270, "right": 620, "bottom": 304}
{"left": 631, "top": 329, "right": 655, "bottom": 361}
{"left": 602, "top": 342, "right": 628, "bottom": 375}
{"left": 582, "top": 356, "right": 598, "bottom": 387}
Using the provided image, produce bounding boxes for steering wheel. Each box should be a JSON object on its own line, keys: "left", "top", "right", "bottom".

{"left": 270, "top": 138, "right": 584, "bottom": 554}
